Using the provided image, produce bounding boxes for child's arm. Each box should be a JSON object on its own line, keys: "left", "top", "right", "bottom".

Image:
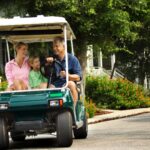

{"left": 29, "top": 72, "right": 34, "bottom": 88}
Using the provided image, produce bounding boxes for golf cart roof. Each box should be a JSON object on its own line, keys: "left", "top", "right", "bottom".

{"left": 0, "top": 15, "right": 76, "bottom": 43}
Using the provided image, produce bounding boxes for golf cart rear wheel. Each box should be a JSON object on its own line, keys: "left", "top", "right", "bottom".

{"left": 10, "top": 131, "right": 26, "bottom": 142}
{"left": 74, "top": 111, "right": 88, "bottom": 139}
{"left": 57, "top": 111, "right": 73, "bottom": 147}
{"left": 0, "top": 118, "right": 9, "bottom": 150}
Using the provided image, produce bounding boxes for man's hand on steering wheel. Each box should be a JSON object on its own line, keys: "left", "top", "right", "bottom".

{"left": 46, "top": 57, "right": 54, "bottom": 63}
{"left": 60, "top": 71, "right": 66, "bottom": 78}
{"left": 40, "top": 56, "right": 64, "bottom": 80}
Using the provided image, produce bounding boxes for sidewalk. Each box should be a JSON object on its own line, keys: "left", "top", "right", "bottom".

{"left": 88, "top": 108, "right": 150, "bottom": 124}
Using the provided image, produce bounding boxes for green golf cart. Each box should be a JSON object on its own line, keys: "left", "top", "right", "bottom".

{"left": 0, "top": 15, "right": 87, "bottom": 149}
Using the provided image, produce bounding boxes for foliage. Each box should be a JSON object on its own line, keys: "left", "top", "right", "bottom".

{"left": 85, "top": 99, "right": 97, "bottom": 118}
{"left": 86, "top": 76, "right": 150, "bottom": 109}
{"left": 0, "top": 81, "right": 8, "bottom": 91}
{"left": 115, "top": 0, "right": 150, "bottom": 84}
{"left": 144, "top": 89, "right": 150, "bottom": 97}
{"left": 0, "top": 1, "right": 146, "bottom": 57}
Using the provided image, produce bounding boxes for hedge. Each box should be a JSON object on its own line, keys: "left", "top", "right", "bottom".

{"left": 85, "top": 76, "right": 150, "bottom": 110}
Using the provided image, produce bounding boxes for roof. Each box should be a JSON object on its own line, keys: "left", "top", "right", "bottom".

{"left": 0, "top": 15, "right": 76, "bottom": 43}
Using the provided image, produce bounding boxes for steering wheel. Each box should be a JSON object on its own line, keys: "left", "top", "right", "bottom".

{"left": 40, "top": 59, "right": 64, "bottom": 87}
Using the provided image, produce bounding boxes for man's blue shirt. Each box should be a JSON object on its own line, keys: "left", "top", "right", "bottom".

{"left": 52, "top": 53, "right": 82, "bottom": 87}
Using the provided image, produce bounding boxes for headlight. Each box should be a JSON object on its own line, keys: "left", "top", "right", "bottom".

{"left": 0, "top": 103, "right": 9, "bottom": 110}
{"left": 49, "top": 99, "right": 63, "bottom": 107}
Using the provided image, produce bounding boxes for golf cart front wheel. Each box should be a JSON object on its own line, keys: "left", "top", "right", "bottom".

{"left": 57, "top": 111, "right": 73, "bottom": 147}
{"left": 0, "top": 118, "right": 9, "bottom": 150}
{"left": 10, "top": 131, "right": 26, "bottom": 142}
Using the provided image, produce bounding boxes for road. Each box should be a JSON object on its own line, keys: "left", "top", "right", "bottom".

{"left": 9, "top": 113, "right": 150, "bottom": 150}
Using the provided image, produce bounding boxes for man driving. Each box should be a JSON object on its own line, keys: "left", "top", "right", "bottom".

{"left": 46, "top": 36, "right": 82, "bottom": 105}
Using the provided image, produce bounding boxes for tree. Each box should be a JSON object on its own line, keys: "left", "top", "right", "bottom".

{"left": 116, "top": 0, "right": 150, "bottom": 85}
{"left": 0, "top": 0, "right": 149, "bottom": 86}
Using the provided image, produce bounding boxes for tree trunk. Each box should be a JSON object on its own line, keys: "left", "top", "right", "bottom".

{"left": 138, "top": 59, "right": 146, "bottom": 86}
{"left": 74, "top": 39, "right": 87, "bottom": 99}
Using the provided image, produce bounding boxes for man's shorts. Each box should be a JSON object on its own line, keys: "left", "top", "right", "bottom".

{"left": 51, "top": 79, "right": 66, "bottom": 88}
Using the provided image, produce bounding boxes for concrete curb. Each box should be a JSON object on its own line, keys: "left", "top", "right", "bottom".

{"left": 88, "top": 108, "right": 150, "bottom": 124}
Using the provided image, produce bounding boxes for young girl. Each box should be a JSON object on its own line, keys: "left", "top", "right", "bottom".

{"left": 29, "top": 56, "right": 47, "bottom": 89}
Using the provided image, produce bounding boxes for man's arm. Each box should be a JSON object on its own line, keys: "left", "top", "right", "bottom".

{"left": 69, "top": 74, "right": 80, "bottom": 81}
{"left": 60, "top": 71, "right": 80, "bottom": 81}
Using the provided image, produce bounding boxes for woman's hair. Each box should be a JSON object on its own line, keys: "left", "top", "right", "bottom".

{"left": 14, "top": 42, "right": 28, "bottom": 51}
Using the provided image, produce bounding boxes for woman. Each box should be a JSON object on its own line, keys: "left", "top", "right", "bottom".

{"left": 5, "top": 42, "right": 30, "bottom": 90}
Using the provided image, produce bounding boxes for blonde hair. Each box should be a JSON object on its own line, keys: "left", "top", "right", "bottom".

{"left": 29, "top": 55, "right": 39, "bottom": 66}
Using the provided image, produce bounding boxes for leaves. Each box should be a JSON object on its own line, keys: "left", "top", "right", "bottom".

{"left": 86, "top": 76, "right": 150, "bottom": 109}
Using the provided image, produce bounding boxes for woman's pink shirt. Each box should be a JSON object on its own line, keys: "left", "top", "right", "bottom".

{"left": 5, "top": 57, "right": 30, "bottom": 87}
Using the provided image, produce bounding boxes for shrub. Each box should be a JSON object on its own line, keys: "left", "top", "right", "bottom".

{"left": 85, "top": 99, "right": 96, "bottom": 118}
{"left": 85, "top": 76, "right": 150, "bottom": 110}
{"left": 0, "top": 81, "right": 8, "bottom": 91}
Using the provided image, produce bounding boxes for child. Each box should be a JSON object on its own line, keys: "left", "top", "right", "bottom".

{"left": 29, "top": 55, "right": 47, "bottom": 89}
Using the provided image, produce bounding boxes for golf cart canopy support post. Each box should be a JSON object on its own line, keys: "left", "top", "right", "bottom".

{"left": 70, "top": 35, "right": 74, "bottom": 56}
{"left": 6, "top": 40, "right": 10, "bottom": 61}
{"left": 63, "top": 24, "right": 69, "bottom": 88}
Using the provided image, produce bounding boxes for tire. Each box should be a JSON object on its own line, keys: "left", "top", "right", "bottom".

{"left": 74, "top": 111, "right": 88, "bottom": 139}
{"left": 0, "top": 118, "right": 9, "bottom": 150}
{"left": 56, "top": 111, "right": 73, "bottom": 147}
{"left": 10, "top": 131, "right": 26, "bottom": 142}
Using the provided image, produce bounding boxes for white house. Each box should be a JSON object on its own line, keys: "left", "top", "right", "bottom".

{"left": 86, "top": 46, "right": 150, "bottom": 89}
{"left": 86, "top": 45, "right": 124, "bottom": 79}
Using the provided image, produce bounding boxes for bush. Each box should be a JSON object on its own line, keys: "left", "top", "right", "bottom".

{"left": 0, "top": 81, "right": 8, "bottom": 91}
{"left": 85, "top": 76, "right": 150, "bottom": 110}
{"left": 85, "top": 99, "right": 96, "bottom": 118}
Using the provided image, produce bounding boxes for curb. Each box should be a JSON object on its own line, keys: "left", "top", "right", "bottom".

{"left": 88, "top": 108, "right": 150, "bottom": 124}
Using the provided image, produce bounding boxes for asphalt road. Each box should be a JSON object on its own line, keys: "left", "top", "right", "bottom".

{"left": 9, "top": 113, "right": 150, "bottom": 150}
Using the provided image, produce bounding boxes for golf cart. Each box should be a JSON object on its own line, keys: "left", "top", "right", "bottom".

{"left": 0, "top": 15, "right": 87, "bottom": 149}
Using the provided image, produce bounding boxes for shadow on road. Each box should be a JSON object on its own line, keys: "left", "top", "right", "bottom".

{"left": 9, "top": 137, "right": 58, "bottom": 149}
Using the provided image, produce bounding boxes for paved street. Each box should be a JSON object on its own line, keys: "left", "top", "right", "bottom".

{"left": 9, "top": 113, "right": 150, "bottom": 150}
